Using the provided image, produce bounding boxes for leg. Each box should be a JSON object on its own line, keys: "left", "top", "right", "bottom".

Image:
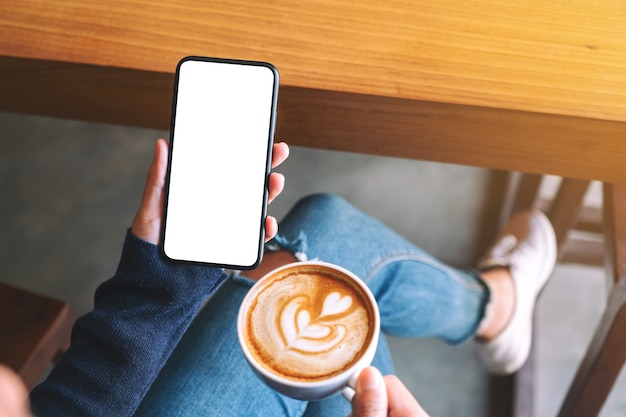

{"left": 134, "top": 277, "right": 307, "bottom": 417}
{"left": 275, "top": 194, "right": 557, "bottom": 376}
{"left": 273, "top": 193, "right": 490, "bottom": 344}
{"left": 136, "top": 276, "right": 398, "bottom": 417}
{"left": 274, "top": 193, "right": 492, "bottom": 415}
{"left": 136, "top": 193, "right": 489, "bottom": 416}
{"left": 136, "top": 194, "right": 553, "bottom": 416}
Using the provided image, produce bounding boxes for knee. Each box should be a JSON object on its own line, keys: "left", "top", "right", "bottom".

{"left": 278, "top": 193, "right": 355, "bottom": 241}
{"left": 275, "top": 193, "right": 356, "bottom": 259}
{"left": 293, "top": 193, "right": 350, "bottom": 214}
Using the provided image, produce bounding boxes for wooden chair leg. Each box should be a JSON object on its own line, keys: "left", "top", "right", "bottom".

{"left": 489, "top": 172, "right": 543, "bottom": 417}
{"left": 556, "top": 183, "right": 626, "bottom": 416}
{"left": 497, "top": 172, "right": 542, "bottom": 230}
{"left": 510, "top": 173, "right": 543, "bottom": 214}
{"left": 556, "top": 277, "right": 626, "bottom": 417}
{"left": 546, "top": 178, "right": 591, "bottom": 259}
{"left": 602, "top": 183, "right": 626, "bottom": 290}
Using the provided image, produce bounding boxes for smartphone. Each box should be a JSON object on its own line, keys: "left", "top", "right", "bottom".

{"left": 161, "top": 56, "right": 279, "bottom": 269}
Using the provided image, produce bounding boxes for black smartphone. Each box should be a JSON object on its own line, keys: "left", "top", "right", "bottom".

{"left": 161, "top": 56, "right": 279, "bottom": 269}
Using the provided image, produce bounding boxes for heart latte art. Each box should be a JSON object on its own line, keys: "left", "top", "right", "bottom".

{"left": 243, "top": 266, "right": 374, "bottom": 382}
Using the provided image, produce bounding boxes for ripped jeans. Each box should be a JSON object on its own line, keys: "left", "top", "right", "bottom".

{"left": 135, "top": 194, "right": 490, "bottom": 417}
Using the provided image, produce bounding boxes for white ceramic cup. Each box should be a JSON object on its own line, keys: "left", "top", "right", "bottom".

{"left": 237, "top": 261, "right": 380, "bottom": 401}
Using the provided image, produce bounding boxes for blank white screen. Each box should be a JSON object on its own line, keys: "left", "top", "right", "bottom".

{"left": 163, "top": 58, "right": 277, "bottom": 268}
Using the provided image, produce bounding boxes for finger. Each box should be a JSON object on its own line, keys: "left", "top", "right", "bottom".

{"left": 264, "top": 216, "right": 278, "bottom": 242}
{"left": 0, "top": 365, "right": 31, "bottom": 417}
{"left": 351, "top": 367, "right": 387, "bottom": 417}
{"left": 271, "top": 142, "right": 289, "bottom": 169}
{"left": 131, "top": 138, "right": 169, "bottom": 244}
{"left": 384, "top": 375, "right": 430, "bottom": 417}
{"left": 267, "top": 172, "right": 285, "bottom": 204}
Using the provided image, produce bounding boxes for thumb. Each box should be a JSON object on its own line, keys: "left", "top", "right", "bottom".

{"left": 351, "top": 367, "right": 388, "bottom": 417}
{"left": 131, "top": 138, "right": 169, "bottom": 244}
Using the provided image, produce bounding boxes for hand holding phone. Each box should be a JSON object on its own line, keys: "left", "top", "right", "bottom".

{"left": 162, "top": 56, "right": 279, "bottom": 269}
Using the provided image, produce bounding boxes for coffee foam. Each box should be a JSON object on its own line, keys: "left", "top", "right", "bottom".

{"left": 243, "top": 266, "right": 373, "bottom": 382}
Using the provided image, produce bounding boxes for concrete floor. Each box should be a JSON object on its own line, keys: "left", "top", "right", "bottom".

{"left": 1, "top": 111, "right": 624, "bottom": 416}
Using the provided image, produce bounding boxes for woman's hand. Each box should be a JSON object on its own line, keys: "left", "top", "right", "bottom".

{"left": 350, "top": 367, "right": 429, "bottom": 417}
{"left": 131, "top": 139, "right": 289, "bottom": 245}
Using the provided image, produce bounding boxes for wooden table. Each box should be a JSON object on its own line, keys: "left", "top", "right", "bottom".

{"left": 1, "top": 0, "right": 626, "bottom": 183}
{"left": 1, "top": 1, "right": 625, "bottom": 416}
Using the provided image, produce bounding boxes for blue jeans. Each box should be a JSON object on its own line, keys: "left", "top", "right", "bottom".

{"left": 134, "top": 194, "right": 490, "bottom": 416}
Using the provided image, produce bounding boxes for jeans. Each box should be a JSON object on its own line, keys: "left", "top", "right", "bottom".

{"left": 134, "top": 194, "right": 490, "bottom": 417}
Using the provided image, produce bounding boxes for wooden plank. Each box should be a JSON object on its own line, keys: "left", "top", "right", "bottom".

{"left": 538, "top": 199, "right": 603, "bottom": 234}
{"left": 1, "top": 0, "right": 625, "bottom": 123}
{"left": 2, "top": 57, "right": 626, "bottom": 183}
{"left": 560, "top": 239, "right": 604, "bottom": 266}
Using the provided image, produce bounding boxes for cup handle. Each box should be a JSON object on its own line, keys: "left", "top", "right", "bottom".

{"left": 342, "top": 371, "right": 361, "bottom": 403}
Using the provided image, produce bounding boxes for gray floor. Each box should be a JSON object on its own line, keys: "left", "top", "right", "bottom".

{"left": 1, "top": 111, "right": 624, "bottom": 416}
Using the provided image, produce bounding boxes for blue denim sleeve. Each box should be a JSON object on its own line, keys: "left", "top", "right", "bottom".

{"left": 29, "top": 230, "right": 229, "bottom": 417}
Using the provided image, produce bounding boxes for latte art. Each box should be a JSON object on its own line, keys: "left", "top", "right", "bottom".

{"left": 243, "top": 266, "right": 374, "bottom": 382}
{"left": 281, "top": 291, "right": 350, "bottom": 353}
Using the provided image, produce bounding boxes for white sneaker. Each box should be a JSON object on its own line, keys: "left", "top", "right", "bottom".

{"left": 473, "top": 210, "right": 557, "bottom": 375}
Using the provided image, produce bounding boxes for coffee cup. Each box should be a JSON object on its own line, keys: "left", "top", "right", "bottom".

{"left": 237, "top": 261, "right": 380, "bottom": 401}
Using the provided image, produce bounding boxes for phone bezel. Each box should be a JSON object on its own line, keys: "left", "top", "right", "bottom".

{"left": 160, "top": 56, "right": 280, "bottom": 270}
